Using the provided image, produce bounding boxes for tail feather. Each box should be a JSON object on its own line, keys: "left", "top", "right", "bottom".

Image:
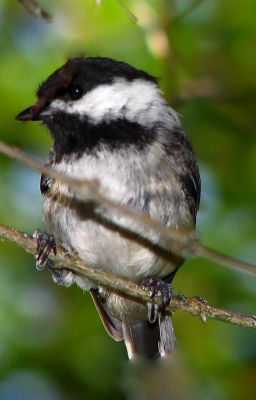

{"left": 123, "top": 314, "right": 175, "bottom": 360}
{"left": 90, "top": 289, "right": 175, "bottom": 360}
{"left": 159, "top": 313, "right": 176, "bottom": 357}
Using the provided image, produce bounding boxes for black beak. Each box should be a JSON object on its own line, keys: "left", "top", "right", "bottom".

{"left": 16, "top": 106, "right": 38, "bottom": 121}
{"left": 16, "top": 100, "right": 50, "bottom": 122}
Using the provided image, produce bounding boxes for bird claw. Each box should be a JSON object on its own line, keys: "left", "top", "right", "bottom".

{"left": 33, "top": 231, "right": 75, "bottom": 286}
{"left": 33, "top": 230, "right": 57, "bottom": 270}
{"left": 146, "top": 302, "right": 159, "bottom": 324}
{"left": 140, "top": 277, "right": 172, "bottom": 323}
{"left": 49, "top": 267, "right": 75, "bottom": 287}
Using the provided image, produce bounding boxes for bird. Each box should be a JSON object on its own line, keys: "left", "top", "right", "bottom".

{"left": 16, "top": 56, "right": 201, "bottom": 360}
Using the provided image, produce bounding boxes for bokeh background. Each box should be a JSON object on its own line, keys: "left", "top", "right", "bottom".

{"left": 0, "top": 1, "right": 255, "bottom": 399}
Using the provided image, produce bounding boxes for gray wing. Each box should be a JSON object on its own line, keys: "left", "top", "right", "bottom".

{"left": 162, "top": 126, "right": 201, "bottom": 222}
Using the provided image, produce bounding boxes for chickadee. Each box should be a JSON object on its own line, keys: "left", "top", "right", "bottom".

{"left": 16, "top": 57, "right": 200, "bottom": 360}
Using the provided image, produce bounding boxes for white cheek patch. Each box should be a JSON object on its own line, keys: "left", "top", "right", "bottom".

{"left": 50, "top": 78, "right": 180, "bottom": 128}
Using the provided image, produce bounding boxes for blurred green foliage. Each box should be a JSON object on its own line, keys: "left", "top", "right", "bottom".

{"left": 0, "top": 0, "right": 255, "bottom": 399}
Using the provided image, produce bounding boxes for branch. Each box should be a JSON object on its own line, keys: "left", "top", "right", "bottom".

{"left": 0, "top": 140, "right": 255, "bottom": 276}
{"left": 117, "top": 0, "right": 138, "bottom": 24}
{"left": 0, "top": 223, "right": 255, "bottom": 329}
{"left": 18, "top": 0, "right": 52, "bottom": 22}
{"left": 172, "top": 0, "right": 206, "bottom": 24}
{"left": 95, "top": 0, "right": 138, "bottom": 24}
{"left": 95, "top": 0, "right": 137, "bottom": 23}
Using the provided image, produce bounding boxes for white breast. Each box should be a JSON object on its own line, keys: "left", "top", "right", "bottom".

{"left": 43, "top": 144, "right": 189, "bottom": 291}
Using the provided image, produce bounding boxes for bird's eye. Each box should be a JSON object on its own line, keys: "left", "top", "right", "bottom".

{"left": 68, "top": 85, "right": 83, "bottom": 100}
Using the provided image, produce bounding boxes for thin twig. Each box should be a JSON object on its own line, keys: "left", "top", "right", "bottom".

{"left": 95, "top": 0, "right": 137, "bottom": 23}
{"left": 0, "top": 223, "right": 255, "bottom": 329}
{"left": 117, "top": 0, "right": 138, "bottom": 24}
{"left": 0, "top": 140, "right": 255, "bottom": 275}
{"left": 18, "top": 0, "right": 52, "bottom": 22}
{"left": 173, "top": 0, "right": 206, "bottom": 24}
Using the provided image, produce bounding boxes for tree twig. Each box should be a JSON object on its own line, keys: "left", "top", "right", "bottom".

{"left": 0, "top": 140, "right": 255, "bottom": 276}
{"left": 0, "top": 223, "right": 255, "bottom": 329}
{"left": 172, "top": 0, "right": 207, "bottom": 24}
{"left": 18, "top": 0, "right": 52, "bottom": 22}
{"left": 117, "top": 0, "right": 138, "bottom": 24}
{"left": 95, "top": 0, "right": 137, "bottom": 23}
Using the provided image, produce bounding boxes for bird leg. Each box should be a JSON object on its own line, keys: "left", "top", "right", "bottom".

{"left": 33, "top": 230, "right": 75, "bottom": 287}
{"left": 33, "top": 230, "right": 56, "bottom": 269}
{"left": 140, "top": 277, "right": 172, "bottom": 323}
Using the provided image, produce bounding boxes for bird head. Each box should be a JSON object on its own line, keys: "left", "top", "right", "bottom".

{"left": 16, "top": 57, "right": 179, "bottom": 157}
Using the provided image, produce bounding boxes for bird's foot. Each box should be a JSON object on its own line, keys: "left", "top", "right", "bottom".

{"left": 140, "top": 277, "right": 172, "bottom": 324}
{"left": 48, "top": 266, "right": 75, "bottom": 287}
{"left": 33, "top": 230, "right": 75, "bottom": 287}
{"left": 33, "top": 230, "right": 57, "bottom": 270}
